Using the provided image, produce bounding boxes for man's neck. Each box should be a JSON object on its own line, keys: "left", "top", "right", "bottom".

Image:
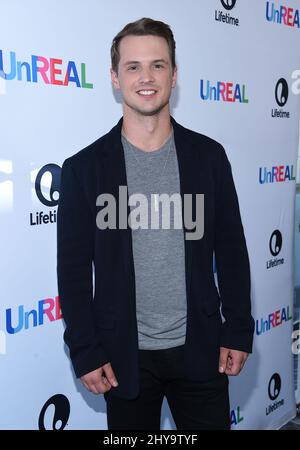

{"left": 121, "top": 108, "right": 173, "bottom": 152}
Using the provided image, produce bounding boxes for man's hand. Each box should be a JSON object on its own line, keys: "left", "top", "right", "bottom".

{"left": 218, "top": 347, "right": 248, "bottom": 376}
{"left": 80, "top": 362, "right": 119, "bottom": 394}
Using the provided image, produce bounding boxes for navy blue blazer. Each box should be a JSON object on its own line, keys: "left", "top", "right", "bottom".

{"left": 57, "top": 117, "right": 254, "bottom": 399}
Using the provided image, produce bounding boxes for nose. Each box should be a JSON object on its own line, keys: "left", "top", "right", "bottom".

{"left": 139, "top": 67, "right": 155, "bottom": 84}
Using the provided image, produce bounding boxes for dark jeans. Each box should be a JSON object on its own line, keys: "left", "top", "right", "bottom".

{"left": 104, "top": 344, "right": 231, "bottom": 430}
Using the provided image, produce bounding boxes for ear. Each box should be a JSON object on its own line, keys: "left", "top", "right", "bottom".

{"left": 110, "top": 68, "right": 120, "bottom": 89}
{"left": 171, "top": 66, "right": 177, "bottom": 88}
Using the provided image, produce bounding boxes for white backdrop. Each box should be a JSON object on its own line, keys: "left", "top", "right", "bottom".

{"left": 1, "top": 0, "right": 300, "bottom": 430}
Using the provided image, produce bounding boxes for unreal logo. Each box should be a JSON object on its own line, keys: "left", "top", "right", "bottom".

{"left": 266, "top": 2, "right": 300, "bottom": 28}
{"left": 272, "top": 78, "right": 290, "bottom": 118}
{"left": 215, "top": 0, "right": 239, "bottom": 26}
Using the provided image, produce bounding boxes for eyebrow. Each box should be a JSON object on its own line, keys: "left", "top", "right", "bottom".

{"left": 123, "top": 59, "right": 169, "bottom": 66}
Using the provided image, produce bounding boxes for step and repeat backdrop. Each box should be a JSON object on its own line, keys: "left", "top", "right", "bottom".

{"left": 1, "top": 0, "right": 300, "bottom": 430}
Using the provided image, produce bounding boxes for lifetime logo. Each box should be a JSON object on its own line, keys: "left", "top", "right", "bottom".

{"left": 6, "top": 297, "right": 62, "bottom": 334}
{"left": 30, "top": 163, "right": 61, "bottom": 226}
{"left": 0, "top": 49, "right": 93, "bottom": 88}
{"left": 200, "top": 80, "right": 248, "bottom": 103}
{"left": 272, "top": 78, "right": 290, "bottom": 119}
{"left": 215, "top": 0, "right": 239, "bottom": 27}
{"left": 266, "top": 373, "right": 284, "bottom": 416}
{"left": 221, "top": 0, "right": 236, "bottom": 10}
{"left": 266, "top": 230, "right": 284, "bottom": 270}
{"left": 266, "top": 1, "right": 300, "bottom": 28}
{"left": 39, "top": 395, "right": 70, "bottom": 430}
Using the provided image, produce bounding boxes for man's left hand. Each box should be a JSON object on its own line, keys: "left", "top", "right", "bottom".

{"left": 218, "top": 347, "right": 248, "bottom": 376}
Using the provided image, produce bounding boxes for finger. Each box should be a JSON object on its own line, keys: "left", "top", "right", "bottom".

{"left": 82, "top": 370, "right": 111, "bottom": 394}
{"left": 89, "top": 377, "right": 112, "bottom": 394}
{"left": 81, "top": 380, "right": 90, "bottom": 391}
{"left": 239, "top": 357, "right": 247, "bottom": 372}
{"left": 225, "top": 359, "right": 242, "bottom": 376}
{"left": 89, "top": 383, "right": 102, "bottom": 395}
{"left": 219, "top": 347, "right": 230, "bottom": 373}
{"left": 96, "top": 371, "right": 114, "bottom": 392}
{"left": 242, "top": 354, "right": 248, "bottom": 366}
{"left": 103, "top": 364, "right": 119, "bottom": 387}
{"left": 226, "top": 356, "right": 233, "bottom": 371}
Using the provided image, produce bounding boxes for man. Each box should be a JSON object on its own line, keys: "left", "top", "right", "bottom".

{"left": 57, "top": 17, "right": 254, "bottom": 430}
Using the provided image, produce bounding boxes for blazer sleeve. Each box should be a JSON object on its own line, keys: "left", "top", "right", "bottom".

{"left": 57, "top": 158, "right": 109, "bottom": 377}
{"left": 214, "top": 146, "right": 255, "bottom": 353}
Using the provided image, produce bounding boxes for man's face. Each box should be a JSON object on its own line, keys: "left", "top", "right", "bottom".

{"left": 111, "top": 34, "right": 177, "bottom": 117}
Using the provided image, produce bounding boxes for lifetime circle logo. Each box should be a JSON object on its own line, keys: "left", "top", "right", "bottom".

{"left": 215, "top": 0, "right": 239, "bottom": 27}
{"left": 35, "top": 163, "right": 61, "bottom": 207}
{"left": 221, "top": 0, "right": 237, "bottom": 10}
{"left": 269, "top": 230, "right": 282, "bottom": 256}
{"left": 38, "top": 394, "right": 70, "bottom": 430}
{"left": 275, "top": 78, "right": 289, "bottom": 107}
{"left": 266, "top": 373, "right": 284, "bottom": 416}
{"left": 267, "top": 229, "right": 284, "bottom": 270}
{"left": 268, "top": 373, "right": 281, "bottom": 401}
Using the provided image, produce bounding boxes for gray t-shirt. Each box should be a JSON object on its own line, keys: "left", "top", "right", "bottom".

{"left": 122, "top": 131, "right": 187, "bottom": 350}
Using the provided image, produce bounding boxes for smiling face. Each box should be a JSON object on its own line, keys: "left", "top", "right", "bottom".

{"left": 111, "top": 34, "right": 177, "bottom": 117}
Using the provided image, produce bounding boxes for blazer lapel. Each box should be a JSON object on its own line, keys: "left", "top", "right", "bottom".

{"left": 171, "top": 117, "right": 194, "bottom": 302}
{"left": 101, "top": 118, "right": 136, "bottom": 302}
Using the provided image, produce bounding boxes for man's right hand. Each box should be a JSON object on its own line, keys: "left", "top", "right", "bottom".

{"left": 80, "top": 362, "right": 119, "bottom": 394}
